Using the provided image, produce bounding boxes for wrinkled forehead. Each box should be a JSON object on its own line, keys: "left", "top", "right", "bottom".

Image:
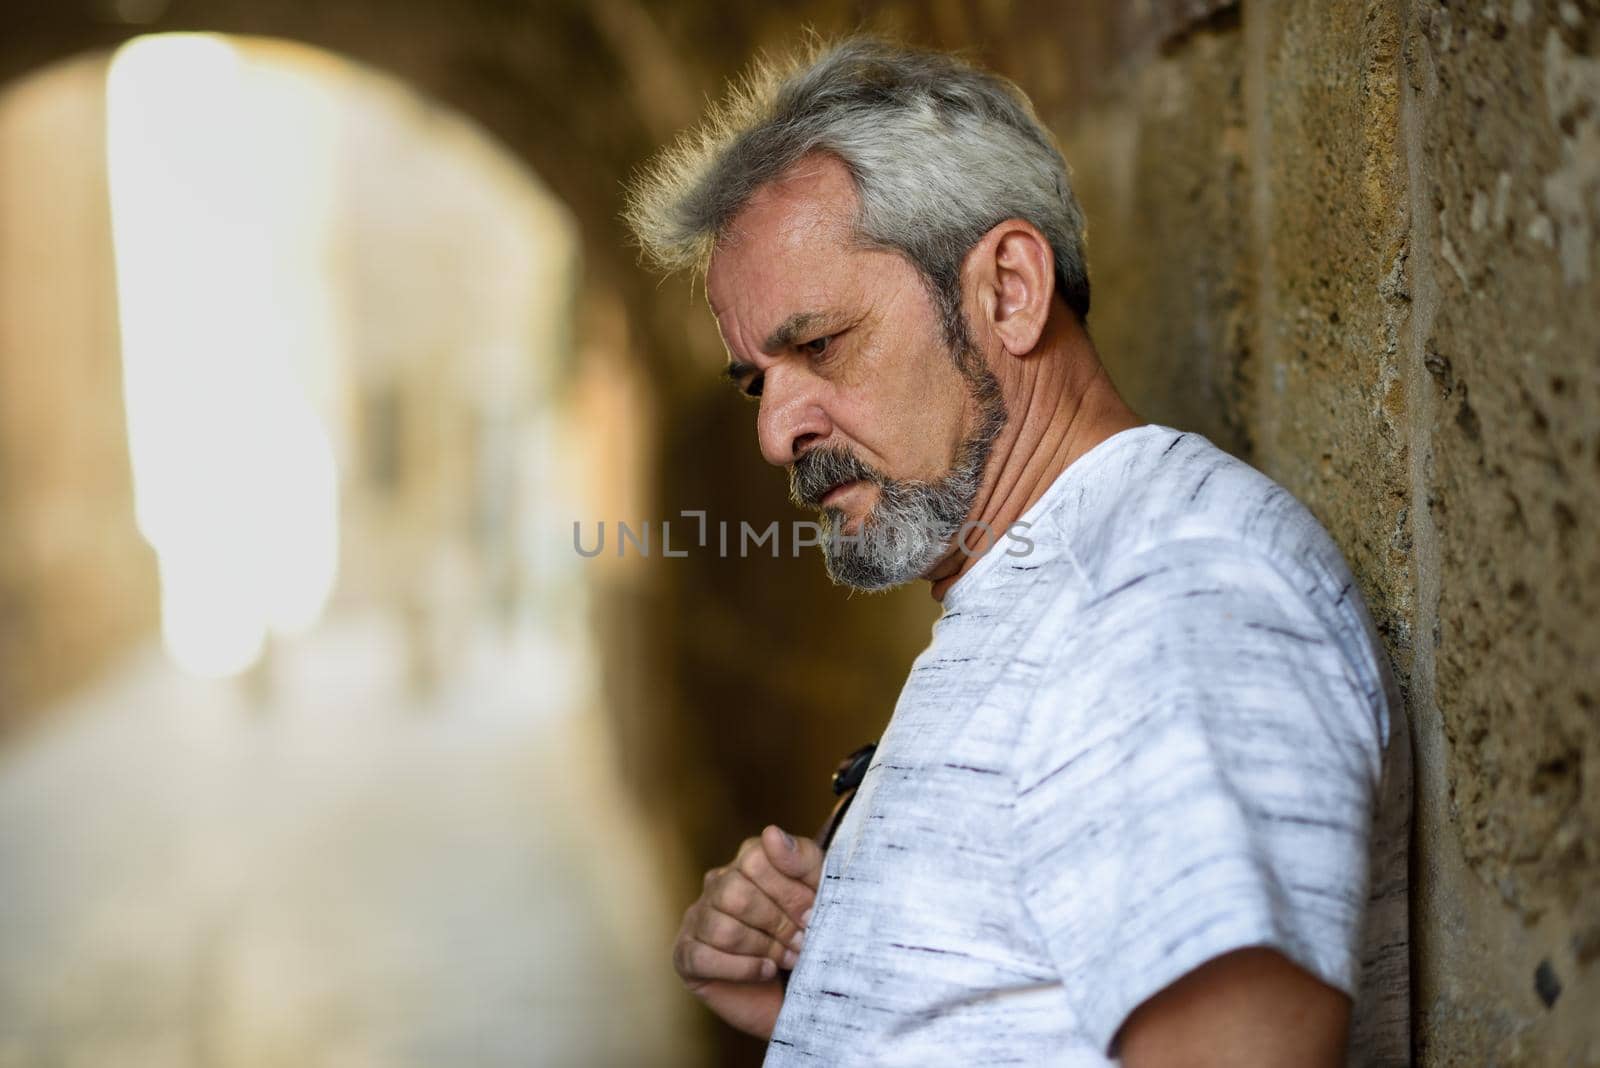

{"left": 704, "top": 156, "right": 863, "bottom": 338}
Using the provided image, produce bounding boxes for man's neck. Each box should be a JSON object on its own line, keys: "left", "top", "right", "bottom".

{"left": 925, "top": 312, "right": 1144, "bottom": 603}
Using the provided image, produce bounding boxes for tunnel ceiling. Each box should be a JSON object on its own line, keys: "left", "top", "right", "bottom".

{"left": 2, "top": 0, "right": 1241, "bottom": 392}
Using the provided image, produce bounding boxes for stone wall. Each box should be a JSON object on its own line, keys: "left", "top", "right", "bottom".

{"left": 1401, "top": 5, "right": 1600, "bottom": 1060}
{"left": 0, "top": 51, "right": 158, "bottom": 732}
{"left": 1021, "top": 2, "right": 1599, "bottom": 1061}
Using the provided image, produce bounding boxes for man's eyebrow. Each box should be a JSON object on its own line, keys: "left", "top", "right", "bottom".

{"left": 720, "top": 310, "right": 835, "bottom": 388}
{"left": 763, "top": 311, "right": 828, "bottom": 352}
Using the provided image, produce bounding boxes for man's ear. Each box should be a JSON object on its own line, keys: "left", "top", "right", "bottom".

{"left": 965, "top": 219, "right": 1056, "bottom": 357}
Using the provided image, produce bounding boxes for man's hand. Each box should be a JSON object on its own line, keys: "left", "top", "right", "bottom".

{"left": 673, "top": 825, "right": 823, "bottom": 1039}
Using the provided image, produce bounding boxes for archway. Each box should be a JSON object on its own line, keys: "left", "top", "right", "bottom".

{"left": 0, "top": 35, "right": 699, "bottom": 1065}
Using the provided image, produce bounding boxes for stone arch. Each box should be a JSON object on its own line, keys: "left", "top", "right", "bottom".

{"left": 0, "top": 25, "right": 596, "bottom": 712}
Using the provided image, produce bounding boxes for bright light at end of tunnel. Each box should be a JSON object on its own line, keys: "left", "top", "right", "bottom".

{"left": 107, "top": 35, "right": 343, "bottom": 679}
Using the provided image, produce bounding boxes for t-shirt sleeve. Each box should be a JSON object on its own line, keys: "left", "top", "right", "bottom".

{"left": 1012, "top": 536, "right": 1386, "bottom": 1058}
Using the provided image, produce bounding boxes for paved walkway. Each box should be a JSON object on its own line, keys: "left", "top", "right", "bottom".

{"left": 0, "top": 614, "right": 703, "bottom": 1067}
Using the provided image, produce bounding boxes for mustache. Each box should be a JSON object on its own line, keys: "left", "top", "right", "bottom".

{"left": 788, "top": 445, "right": 882, "bottom": 510}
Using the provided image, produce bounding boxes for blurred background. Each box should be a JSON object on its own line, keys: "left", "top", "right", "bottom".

{"left": 0, "top": 2, "right": 1594, "bottom": 1066}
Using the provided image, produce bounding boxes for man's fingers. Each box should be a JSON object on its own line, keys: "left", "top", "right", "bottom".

{"left": 706, "top": 868, "right": 805, "bottom": 949}
{"left": 735, "top": 832, "right": 818, "bottom": 930}
{"left": 760, "top": 825, "right": 825, "bottom": 890}
{"left": 674, "top": 938, "right": 780, "bottom": 985}
{"left": 693, "top": 902, "right": 798, "bottom": 963}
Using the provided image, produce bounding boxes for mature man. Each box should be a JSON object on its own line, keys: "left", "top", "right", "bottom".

{"left": 626, "top": 37, "right": 1409, "bottom": 1066}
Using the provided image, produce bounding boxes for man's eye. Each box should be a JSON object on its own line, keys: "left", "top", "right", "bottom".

{"left": 800, "top": 335, "right": 832, "bottom": 358}
{"left": 744, "top": 374, "right": 763, "bottom": 399}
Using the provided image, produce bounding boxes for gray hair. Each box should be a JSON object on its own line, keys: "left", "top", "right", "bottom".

{"left": 623, "top": 36, "right": 1091, "bottom": 347}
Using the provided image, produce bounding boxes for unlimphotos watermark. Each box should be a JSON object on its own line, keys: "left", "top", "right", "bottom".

{"left": 571, "top": 511, "right": 1035, "bottom": 560}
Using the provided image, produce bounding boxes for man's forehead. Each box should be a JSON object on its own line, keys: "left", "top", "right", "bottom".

{"left": 724, "top": 153, "right": 858, "bottom": 248}
{"left": 705, "top": 157, "right": 860, "bottom": 326}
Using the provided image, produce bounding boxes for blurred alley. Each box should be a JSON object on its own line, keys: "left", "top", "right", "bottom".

{"left": 0, "top": 614, "right": 700, "bottom": 1066}
{"left": 0, "top": 29, "right": 700, "bottom": 1067}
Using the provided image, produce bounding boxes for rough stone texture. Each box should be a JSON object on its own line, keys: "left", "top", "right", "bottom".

{"left": 1247, "top": 0, "right": 1415, "bottom": 653}
{"left": 1054, "top": 8, "right": 1255, "bottom": 459}
{"left": 1422, "top": 0, "right": 1598, "bottom": 928}
{"left": 1404, "top": 2, "right": 1600, "bottom": 1062}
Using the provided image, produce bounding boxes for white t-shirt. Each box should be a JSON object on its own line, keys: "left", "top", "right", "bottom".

{"left": 766, "top": 425, "right": 1410, "bottom": 1066}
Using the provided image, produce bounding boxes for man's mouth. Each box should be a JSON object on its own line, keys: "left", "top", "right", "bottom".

{"left": 820, "top": 479, "right": 861, "bottom": 507}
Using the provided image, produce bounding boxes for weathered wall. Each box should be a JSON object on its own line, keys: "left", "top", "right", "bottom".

{"left": 0, "top": 1, "right": 1594, "bottom": 1063}
{"left": 0, "top": 51, "right": 158, "bottom": 731}
{"left": 1039, "top": 2, "right": 1600, "bottom": 1062}
{"left": 1402, "top": 4, "right": 1600, "bottom": 1061}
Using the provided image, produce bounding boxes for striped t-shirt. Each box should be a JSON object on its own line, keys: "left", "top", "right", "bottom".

{"left": 766, "top": 424, "right": 1410, "bottom": 1066}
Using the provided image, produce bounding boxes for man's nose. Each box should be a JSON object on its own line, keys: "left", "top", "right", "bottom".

{"left": 755, "top": 367, "right": 831, "bottom": 467}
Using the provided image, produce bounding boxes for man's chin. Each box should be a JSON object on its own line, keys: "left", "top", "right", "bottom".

{"left": 825, "top": 507, "right": 865, "bottom": 534}
{"left": 816, "top": 520, "right": 951, "bottom": 592}
{"left": 822, "top": 559, "right": 913, "bottom": 593}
